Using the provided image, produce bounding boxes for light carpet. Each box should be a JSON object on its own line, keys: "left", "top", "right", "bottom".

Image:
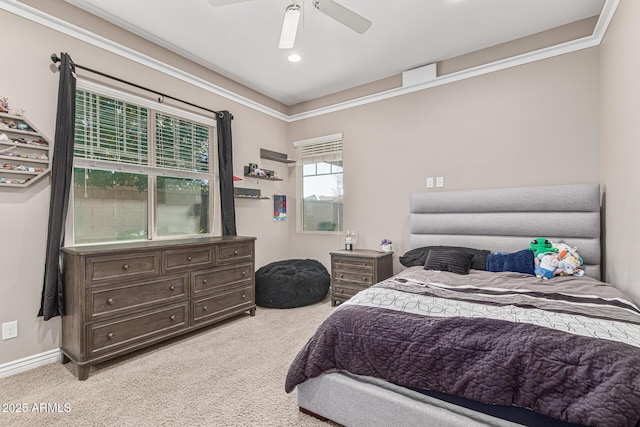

{"left": 0, "top": 298, "right": 336, "bottom": 427}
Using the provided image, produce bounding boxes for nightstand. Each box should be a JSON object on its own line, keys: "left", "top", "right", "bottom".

{"left": 330, "top": 249, "right": 394, "bottom": 306}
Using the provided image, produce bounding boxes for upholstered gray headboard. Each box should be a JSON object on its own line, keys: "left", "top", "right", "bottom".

{"left": 410, "top": 184, "right": 602, "bottom": 279}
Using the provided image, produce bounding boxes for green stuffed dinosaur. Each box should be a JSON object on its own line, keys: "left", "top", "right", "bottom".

{"left": 529, "top": 238, "right": 558, "bottom": 257}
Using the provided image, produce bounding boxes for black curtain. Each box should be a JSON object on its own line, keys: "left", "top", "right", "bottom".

{"left": 216, "top": 111, "right": 237, "bottom": 236}
{"left": 39, "top": 52, "right": 76, "bottom": 320}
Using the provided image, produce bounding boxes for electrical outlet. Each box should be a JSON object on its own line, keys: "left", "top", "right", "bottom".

{"left": 436, "top": 177, "right": 444, "bottom": 188}
{"left": 2, "top": 321, "right": 18, "bottom": 340}
{"left": 426, "top": 177, "right": 434, "bottom": 188}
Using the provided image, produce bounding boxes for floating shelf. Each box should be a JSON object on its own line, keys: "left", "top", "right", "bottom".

{"left": 234, "top": 187, "right": 269, "bottom": 199}
{"left": 260, "top": 148, "right": 295, "bottom": 164}
{"left": 243, "top": 165, "right": 283, "bottom": 181}
{"left": 234, "top": 194, "right": 270, "bottom": 200}
{"left": 243, "top": 174, "right": 283, "bottom": 182}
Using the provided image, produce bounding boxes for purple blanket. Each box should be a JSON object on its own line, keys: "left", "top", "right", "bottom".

{"left": 286, "top": 270, "right": 640, "bottom": 426}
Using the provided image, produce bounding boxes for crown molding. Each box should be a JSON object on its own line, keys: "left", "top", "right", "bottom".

{"left": 1, "top": 0, "right": 619, "bottom": 123}
{"left": 0, "top": 0, "right": 289, "bottom": 122}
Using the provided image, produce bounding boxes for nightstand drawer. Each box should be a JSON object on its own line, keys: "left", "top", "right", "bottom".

{"left": 89, "top": 304, "right": 187, "bottom": 355}
{"left": 334, "top": 270, "right": 374, "bottom": 285}
{"left": 89, "top": 275, "right": 187, "bottom": 319}
{"left": 333, "top": 257, "right": 374, "bottom": 271}
{"left": 87, "top": 252, "right": 160, "bottom": 285}
{"left": 164, "top": 247, "right": 212, "bottom": 272}
{"left": 332, "top": 281, "right": 368, "bottom": 299}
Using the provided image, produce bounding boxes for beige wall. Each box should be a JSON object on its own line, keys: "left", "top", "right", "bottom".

{"left": 287, "top": 48, "right": 601, "bottom": 271}
{"left": 600, "top": 0, "right": 640, "bottom": 304}
{"left": 0, "top": 7, "right": 289, "bottom": 364}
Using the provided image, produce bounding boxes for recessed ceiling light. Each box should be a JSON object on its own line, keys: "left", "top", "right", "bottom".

{"left": 288, "top": 54, "right": 302, "bottom": 63}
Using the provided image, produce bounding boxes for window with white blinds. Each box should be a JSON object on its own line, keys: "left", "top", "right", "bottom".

{"left": 75, "top": 90, "right": 149, "bottom": 165}
{"left": 71, "top": 88, "right": 214, "bottom": 245}
{"left": 156, "top": 113, "right": 209, "bottom": 172}
{"left": 294, "top": 133, "right": 343, "bottom": 233}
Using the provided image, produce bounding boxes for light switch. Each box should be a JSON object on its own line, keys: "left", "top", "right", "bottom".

{"left": 426, "top": 177, "right": 434, "bottom": 188}
{"left": 436, "top": 177, "right": 444, "bottom": 188}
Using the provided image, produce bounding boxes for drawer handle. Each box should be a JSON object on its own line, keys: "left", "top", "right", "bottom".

{"left": 203, "top": 279, "right": 207, "bottom": 284}
{"left": 363, "top": 277, "right": 368, "bottom": 281}
{"left": 122, "top": 264, "right": 129, "bottom": 270}
{"left": 338, "top": 288, "right": 343, "bottom": 293}
{"left": 339, "top": 273, "right": 344, "bottom": 278}
{"left": 107, "top": 298, "right": 114, "bottom": 305}
{"left": 233, "top": 250, "right": 239, "bottom": 255}
{"left": 241, "top": 294, "right": 246, "bottom": 299}
{"left": 242, "top": 271, "right": 247, "bottom": 276}
{"left": 169, "top": 285, "right": 175, "bottom": 291}
{"left": 187, "top": 256, "right": 192, "bottom": 261}
{"left": 107, "top": 332, "right": 114, "bottom": 340}
{"left": 170, "top": 315, "right": 176, "bottom": 321}
{"left": 203, "top": 305, "right": 208, "bottom": 311}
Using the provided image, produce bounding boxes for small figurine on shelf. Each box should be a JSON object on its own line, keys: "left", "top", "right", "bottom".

{"left": 0, "top": 97, "right": 9, "bottom": 113}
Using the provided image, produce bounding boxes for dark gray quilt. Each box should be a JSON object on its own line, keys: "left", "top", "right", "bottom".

{"left": 285, "top": 269, "right": 640, "bottom": 427}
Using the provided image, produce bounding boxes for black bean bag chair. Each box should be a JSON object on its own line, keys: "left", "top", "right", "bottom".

{"left": 255, "top": 259, "right": 330, "bottom": 308}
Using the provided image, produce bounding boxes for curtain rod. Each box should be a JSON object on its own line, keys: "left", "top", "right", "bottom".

{"left": 50, "top": 53, "right": 230, "bottom": 119}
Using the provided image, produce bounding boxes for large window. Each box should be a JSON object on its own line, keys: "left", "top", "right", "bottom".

{"left": 295, "top": 134, "right": 343, "bottom": 232}
{"left": 70, "top": 85, "right": 214, "bottom": 245}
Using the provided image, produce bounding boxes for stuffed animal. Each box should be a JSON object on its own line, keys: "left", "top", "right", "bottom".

{"left": 535, "top": 253, "right": 563, "bottom": 280}
{"left": 553, "top": 243, "right": 585, "bottom": 276}
{"left": 529, "top": 238, "right": 558, "bottom": 257}
{"left": 560, "top": 254, "right": 584, "bottom": 276}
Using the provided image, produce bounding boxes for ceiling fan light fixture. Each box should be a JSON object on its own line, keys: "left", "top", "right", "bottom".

{"left": 279, "top": 4, "right": 301, "bottom": 49}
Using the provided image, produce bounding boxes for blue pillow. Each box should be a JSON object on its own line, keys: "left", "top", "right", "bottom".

{"left": 486, "top": 249, "right": 535, "bottom": 275}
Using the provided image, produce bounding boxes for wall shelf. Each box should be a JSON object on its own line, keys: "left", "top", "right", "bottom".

{"left": 234, "top": 194, "right": 270, "bottom": 200}
{"left": 260, "top": 148, "right": 294, "bottom": 164}
{"left": 243, "top": 174, "right": 283, "bottom": 182}
{"left": 0, "top": 112, "right": 51, "bottom": 188}
{"left": 234, "top": 186, "right": 270, "bottom": 199}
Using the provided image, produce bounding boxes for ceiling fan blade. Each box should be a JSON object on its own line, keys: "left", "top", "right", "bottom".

{"left": 312, "top": 0, "right": 372, "bottom": 34}
{"left": 207, "top": 0, "right": 255, "bottom": 7}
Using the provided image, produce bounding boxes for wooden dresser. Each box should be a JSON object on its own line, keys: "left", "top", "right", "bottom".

{"left": 330, "top": 249, "right": 393, "bottom": 306}
{"left": 61, "top": 236, "right": 256, "bottom": 380}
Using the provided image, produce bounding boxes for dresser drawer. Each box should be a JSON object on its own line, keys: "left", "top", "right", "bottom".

{"left": 89, "top": 275, "right": 187, "bottom": 319}
{"left": 164, "top": 247, "right": 212, "bottom": 272}
{"left": 192, "top": 287, "right": 254, "bottom": 325}
{"left": 217, "top": 243, "right": 254, "bottom": 265}
{"left": 332, "top": 281, "right": 368, "bottom": 300}
{"left": 89, "top": 304, "right": 187, "bottom": 355}
{"left": 192, "top": 263, "right": 253, "bottom": 296}
{"left": 334, "top": 270, "right": 374, "bottom": 285}
{"left": 87, "top": 252, "right": 161, "bottom": 285}
{"left": 333, "top": 256, "right": 374, "bottom": 271}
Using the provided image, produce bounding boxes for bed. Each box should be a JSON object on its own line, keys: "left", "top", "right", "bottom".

{"left": 285, "top": 184, "right": 640, "bottom": 427}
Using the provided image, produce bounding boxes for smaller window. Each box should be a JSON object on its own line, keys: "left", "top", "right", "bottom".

{"left": 295, "top": 134, "right": 343, "bottom": 233}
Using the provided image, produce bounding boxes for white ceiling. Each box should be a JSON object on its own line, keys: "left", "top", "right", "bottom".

{"left": 63, "top": 0, "right": 606, "bottom": 106}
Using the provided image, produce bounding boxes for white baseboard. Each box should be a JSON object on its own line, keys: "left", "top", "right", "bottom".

{"left": 0, "top": 348, "right": 62, "bottom": 379}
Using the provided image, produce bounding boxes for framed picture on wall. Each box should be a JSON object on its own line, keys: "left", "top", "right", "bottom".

{"left": 274, "top": 195, "right": 286, "bottom": 221}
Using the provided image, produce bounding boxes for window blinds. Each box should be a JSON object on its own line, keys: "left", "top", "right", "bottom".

{"left": 75, "top": 90, "right": 149, "bottom": 165}
{"left": 155, "top": 113, "right": 209, "bottom": 173}
{"left": 74, "top": 90, "right": 210, "bottom": 174}
{"left": 295, "top": 133, "right": 343, "bottom": 164}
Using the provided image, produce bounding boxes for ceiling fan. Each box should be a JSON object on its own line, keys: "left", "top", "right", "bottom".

{"left": 207, "top": 0, "right": 372, "bottom": 49}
